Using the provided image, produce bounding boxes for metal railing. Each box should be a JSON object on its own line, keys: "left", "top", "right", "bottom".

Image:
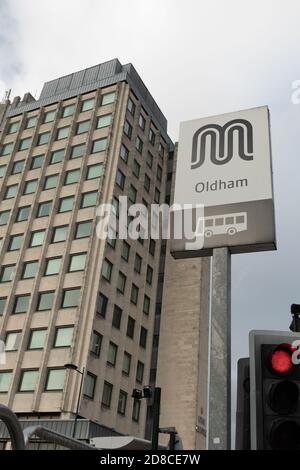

{"left": 0, "top": 405, "right": 96, "bottom": 450}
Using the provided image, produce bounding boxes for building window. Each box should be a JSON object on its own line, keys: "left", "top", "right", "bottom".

{"left": 37, "top": 201, "right": 52, "bottom": 218}
{"left": 44, "top": 174, "right": 58, "bottom": 190}
{"left": 0, "top": 165, "right": 6, "bottom": 177}
{"left": 5, "top": 331, "right": 22, "bottom": 351}
{"left": 143, "top": 295, "right": 150, "bottom": 315}
{"left": 120, "top": 144, "right": 129, "bottom": 163}
{"left": 1, "top": 142, "right": 13, "bottom": 155}
{"left": 37, "top": 292, "right": 55, "bottom": 311}
{"left": 132, "top": 159, "right": 140, "bottom": 178}
{"left": 135, "top": 136, "right": 143, "bottom": 153}
{"left": 50, "top": 149, "right": 64, "bottom": 165}
{"left": 146, "top": 265, "right": 153, "bottom": 285}
{"left": 90, "top": 331, "right": 102, "bottom": 356}
{"left": 116, "top": 169, "right": 125, "bottom": 189}
{"left": 75, "top": 221, "right": 92, "bottom": 239}
{"left": 1, "top": 142, "right": 14, "bottom": 156}
{"left": 131, "top": 284, "right": 139, "bottom": 305}
{"left": 101, "top": 92, "right": 116, "bottom": 106}
{"left": 52, "top": 225, "right": 68, "bottom": 243}
{"left": 122, "top": 352, "right": 131, "bottom": 376}
{"left": 68, "top": 253, "right": 87, "bottom": 272}
{"left": 7, "top": 121, "right": 19, "bottom": 134}
{"left": 157, "top": 164, "right": 162, "bottom": 181}
{"left": 101, "top": 258, "right": 112, "bottom": 282}
{"left": 30, "top": 154, "right": 44, "bottom": 169}
{"left": 129, "top": 185, "right": 137, "bottom": 204}
{"left": 126, "top": 316, "right": 135, "bottom": 339}
{"left": 146, "top": 153, "right": 153, "bottom": 170}
{"left": 118, "top": 390, "right": 128, "bottom": 415}
{"left": 81, "top": 98, "right": 95, "bottom": 112}
{"left": 134, "top": 254, "right": 142, "bottom": 273}
{"left": 121, "top": 241, "right": 130, "bottom": 262}
{"left": 56, "top": 126, "right": 70, "bottom": 140}
{"left": 22, "top": 260, "right": 38, "bottom": 279}
{"left": 83, "top": 373, "right": 96, "bottom": 399}
{"left": 62, "top": 104, "right": 75, "bottom": 118}
{"left": 61, "top": 288, "right": 81, "bottom": 308}
{"left": 8, "top": 234, "right": 23, "bottom": 251}
{"left": 70, "top": 143, "right": 85, "bottom": 159}
{"left": 117, "top": 271, "right": 126, "bottom": 294}
{"left": 136, "top": 361, "right": 144, "bottom": 384}
{"left": 19, "top": 370, "right": 39, "bottom": 392}
{"left": 140, "top": 327, "right": 147, "bottom": 349}
{"left": 107, "top": 342, "right": 118, "bottom": 367}
{"left": 43, "top": 110, "right": 55, "bottom": 123}
{"left": 112, "top": 305, "right": 122, "bottom": 329}
{"left": 124, "top": 120, "right": 132, "bottom": 139}
{"left": 96, "top": 114, "right": 112, "bottom": 128}
{"left": 0, "top": 371, "right": 12, "bottom": 392}
{"left": 54, "top": 326, "right": 74, "bottom": 348}
{"left": 44, "top": 257, "right": 61, "bottom": 276}
{"left": 80, "top": 191, "right": 97, "bottom": 208}
{"left": 27, "top": 329, "right": 47, "bottom": 350}
{"left": 101, "top": 381, "right": 113, "bottom": 408}
{"left": 154, "top": 188, "right": 160, "bottom": 203}
{"left": 76, "top": 120, "right": 90, "bottom": 135}
{"left": 112, "top": 196, "right": 119, "bottom": 218}
{"left": 96, "top": 293, "right": 108, "bottom": 318}
{"left": 149, "top": 128, "right": 155, "bottom": 145}
{"left": 4, "top": 184, "right": 18, "bottom": 199}
{"left": 144, "top": 174, "right": 151, "bottom": 192}
{"left": 127, "top": 98, "right": 136, "bottom": 116}
{"left": 91, "top": 138, "right": 107, "bottom": 153}
{"left": 29, "top": 230, "right": 45, "bottom": 247}
{"left": 149, "top": 239, "right": 156, "bottom": 256}
{"left": 132, "top": 398, "right": 141, "bottom": 422}
{"left": 159, "top": 143, "right": 164, "bottom": 158}
{"left": 86, "top": 164, "right": 103, "bottom": 180}
{"left": 0, "top": 298, "right": 6, "bottom": 316}
{"left": 107, "top": 227, "right": 116, "bottom": 248}
{"left": 25, "top": 116, "right": 37, "bottom": 129}
{"left": 43, "top": 110, "right": 55, "bottom": 124}
{"left": 23, "top": 179, "right": 38, "bottom": 195}
{"left": 0, "top": 210, "right": 10, "bottom": 226}
{"left": 37, "top": 132, "right": 50, "bottom": 146}
{"left": 0, "top": 265, "right": 15, "bottom": 283}
{"left": 45, "top": 369, "right": 66, "bottom": 391}
{"left": 139, "top": 114, "right": 146, "bottom": 131}
{"left": 16, "top": 206, "right": 30, "bottom": 222}
{"left": 64, "top": 169, "right": 80, "bottom": 185}
{"left": 11, "top": 160, "right": 24, "bottom": 174}
{"left": 13, "top": 295, "right": 30, "bottom": 314}
{"left": 58, "top": 196, "right": 74, "bottom": 213}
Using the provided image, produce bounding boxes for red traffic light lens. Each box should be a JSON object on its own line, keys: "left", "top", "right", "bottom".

{"left": 271, "top": 345, "right": 293, "bottom": 374}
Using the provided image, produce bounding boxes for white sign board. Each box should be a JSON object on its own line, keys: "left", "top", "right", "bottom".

{"left": 171, "top": 106, "right": 276, "bottom": 257}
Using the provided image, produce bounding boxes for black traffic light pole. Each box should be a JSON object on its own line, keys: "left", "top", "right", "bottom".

{"left": 151, "top": 387, "right": 161, "bottom": 450}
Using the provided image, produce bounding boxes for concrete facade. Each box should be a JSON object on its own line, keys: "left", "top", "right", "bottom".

{"left": 156, "top": 145, "right": 210, "bottom": 449}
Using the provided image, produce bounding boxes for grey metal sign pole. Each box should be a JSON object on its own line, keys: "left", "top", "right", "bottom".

{"left": 208, "top": 247, "right": 231, "bottom": 450}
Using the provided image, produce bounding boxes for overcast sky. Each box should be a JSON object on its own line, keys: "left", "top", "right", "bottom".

{"left": 1, "top": 0, "right": 300, "bottom": 444}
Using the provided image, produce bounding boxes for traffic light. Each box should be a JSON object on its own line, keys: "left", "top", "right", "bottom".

{"left": 249, "top": 330, "right": 300, "bottom": 449}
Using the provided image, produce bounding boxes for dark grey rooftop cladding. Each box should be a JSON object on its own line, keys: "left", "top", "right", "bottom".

{"left": 6, "top": 58, "right": 172, "bottom": 146}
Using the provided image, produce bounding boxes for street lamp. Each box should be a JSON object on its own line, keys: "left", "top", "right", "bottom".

{"left": 64, "top": 363, "right": 85, "bottom": 439}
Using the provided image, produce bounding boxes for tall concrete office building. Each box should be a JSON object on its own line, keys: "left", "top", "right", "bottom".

{"left": 0, "top": 59, "right": 175, "bottom": 446}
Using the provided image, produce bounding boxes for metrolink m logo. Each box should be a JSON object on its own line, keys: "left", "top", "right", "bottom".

{"left": 191, "top": 119, "right": 254, "bottom": 169}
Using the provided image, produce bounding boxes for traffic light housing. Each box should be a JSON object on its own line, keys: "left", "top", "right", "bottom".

{"left": 249, "top": 330, "right": 300, "bottom": 449}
